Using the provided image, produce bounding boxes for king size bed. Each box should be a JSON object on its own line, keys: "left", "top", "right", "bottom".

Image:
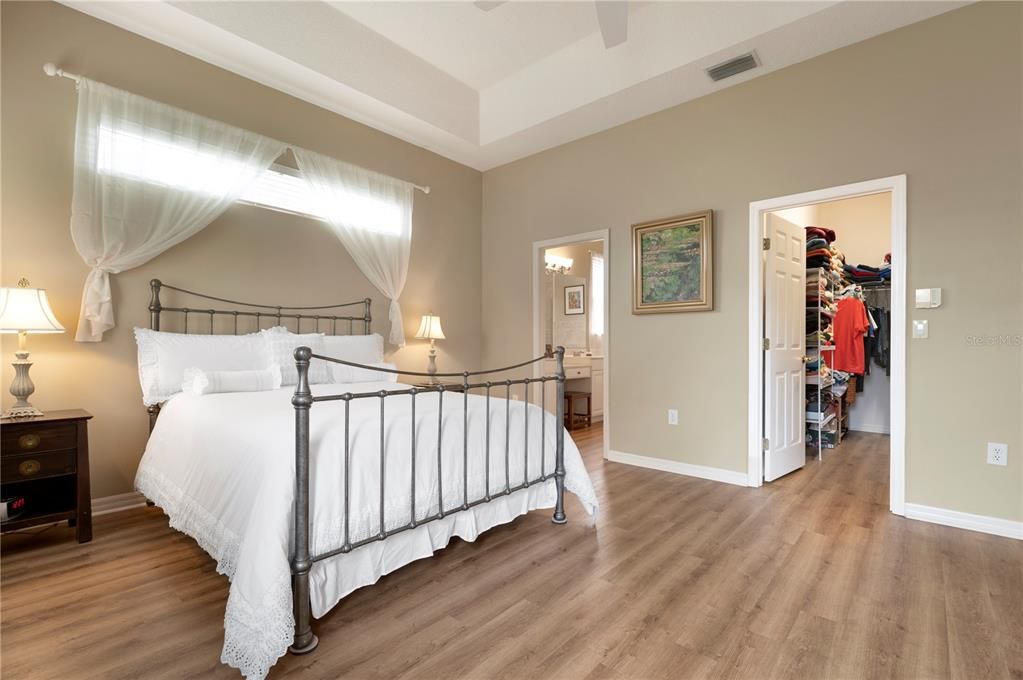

{"left": 134, "top": 280, "right": 598, "bottom": 679}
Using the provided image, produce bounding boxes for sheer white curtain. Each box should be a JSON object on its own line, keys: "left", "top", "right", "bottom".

{"left": 70, "top": 79, "right": 286, "bottom": 341}
{"left": 293, "top": 147, "right": 414, "bottom": 346}
{"left": 589, "top": 251, "right": 605, "bottom": 355}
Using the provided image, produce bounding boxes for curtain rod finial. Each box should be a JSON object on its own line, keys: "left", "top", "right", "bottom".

{"left": 43, "top": 63, "right": 59, "bottom": 77}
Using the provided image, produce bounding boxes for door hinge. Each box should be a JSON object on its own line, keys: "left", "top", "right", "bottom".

{"left": 762, "top": 338, "right": 770, "bottom": 351}
{"left": 762, "top": 237, "right": 771, "bottom": 251}
{"left": 762, "top": 438, "right": 770, "bottom": 450}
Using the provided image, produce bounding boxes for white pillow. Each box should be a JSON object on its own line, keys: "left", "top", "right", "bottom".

{"left": 262, "top": 330, "right": 329, "bottom": 386}
{"left": 332, "top": 361, "right": 399, "bottom": 384}
{"left": 321, "top": 334, "right": 385, "bottom": 383}
{"left": 181, "top": 366, "right": 283, "bottom": 395}
{"left": 135, "top": 328, "right": 269, "bottom": 406}
{"left": 322, "top": 334, "right": 384, "bottom": 365}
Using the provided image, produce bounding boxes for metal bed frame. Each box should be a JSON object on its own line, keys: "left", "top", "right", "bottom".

{"left": 145, "top": 280, "right": 567, "bottom": 656}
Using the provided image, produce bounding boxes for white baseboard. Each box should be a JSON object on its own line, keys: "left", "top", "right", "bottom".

{"left": 607, "top": 450, "right": 749, "bottom": 487}
{"left": 848, "top": 423, "right": 891, "bottom": 435}
{"left": 904, "top": 503, "right": 1023, "bottom": 540}
{"left": 92, "top": 491, "right": 148, "bottom": 517}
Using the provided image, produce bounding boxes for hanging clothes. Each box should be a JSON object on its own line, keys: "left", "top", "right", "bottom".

{"left": 832, "top": 296, "right": 870, "bottom": 374}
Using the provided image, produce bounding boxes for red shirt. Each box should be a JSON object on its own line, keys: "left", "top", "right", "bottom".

{"left": 833, "top": 298, "right": 869, "bottom": 374}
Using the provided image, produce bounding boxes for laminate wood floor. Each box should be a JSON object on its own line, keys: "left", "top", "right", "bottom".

{"left": 3, "top": 426, "right": 1021, "bottom": 679}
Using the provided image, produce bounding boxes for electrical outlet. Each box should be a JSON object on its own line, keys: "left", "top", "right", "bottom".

{"left": 987, "top": 442, "right": 1008, "bottom": 466}
{"left": 667, "top": 409, "right": 679, "bottom": 425}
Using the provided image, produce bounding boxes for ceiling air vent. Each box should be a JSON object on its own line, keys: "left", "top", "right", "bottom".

{"left": 706, "top": 52, "right": 759, "bottom": 82}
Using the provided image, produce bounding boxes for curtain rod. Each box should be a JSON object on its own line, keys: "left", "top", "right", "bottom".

{"left": 42, "top": 62, "right": 431, "bottom": 195}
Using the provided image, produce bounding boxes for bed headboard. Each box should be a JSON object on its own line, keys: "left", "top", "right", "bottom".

{"left": 148, "top": 279, "right": 372, "bottom": 336}
{"left": 145, "top": 279, "right": 372, "bottom": 431}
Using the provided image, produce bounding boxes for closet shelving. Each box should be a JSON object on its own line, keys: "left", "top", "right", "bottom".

{"left": 805, "top": 266, "right": 843, "bottom": 458}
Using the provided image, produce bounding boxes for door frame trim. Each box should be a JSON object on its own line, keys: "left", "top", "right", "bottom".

{"left": 747, "top": 175, "right": 907, "bottom": 516}
{"left": 532, "top": 229, "right": 610, "bottom": 459}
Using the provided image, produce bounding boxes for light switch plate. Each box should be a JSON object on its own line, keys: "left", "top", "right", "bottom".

{"left": 912, "top": 320, "right": 929, "bottom": 338}
{"left": 667, "top": 409, "right": 679, "bottom": 425}
{"left": 915, "top": 288, "right": 942, "bottom": 308}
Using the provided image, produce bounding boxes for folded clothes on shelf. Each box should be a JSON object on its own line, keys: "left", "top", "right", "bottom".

{"left": 844, "top": 261, "right": 892, "bottom": 284}
{"left": 805, "top": 226, "right": 836, "bottom": 243}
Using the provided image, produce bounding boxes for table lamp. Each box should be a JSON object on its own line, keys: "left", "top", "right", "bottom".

{"left": 414, "top": 313, "right": 445, "bottom": 383}
{"left": 0, "top": 280, "right": 65, "bottom": 418}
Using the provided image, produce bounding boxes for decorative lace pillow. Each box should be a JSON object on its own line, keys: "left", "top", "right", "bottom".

{"left": 135, "top": 328, "right": 269, "bottom": 406}
{"left": 181, "top": 366, "right": 283, "bottom": 395}
{"left": 261, "top": 330, "right": 329, "bottom": 385}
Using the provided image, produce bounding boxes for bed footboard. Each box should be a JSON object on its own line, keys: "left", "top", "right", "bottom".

{"left": 290, "top": 347, "right": 318, "bottom": 654}
{"left": 289, "top": 346, "right": 567, "bottom": 655}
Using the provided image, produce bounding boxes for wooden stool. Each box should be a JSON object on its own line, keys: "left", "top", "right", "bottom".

{"left": 564, "top": 391, "right": 592, "bottom": 430}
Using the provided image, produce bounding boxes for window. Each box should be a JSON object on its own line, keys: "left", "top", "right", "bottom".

{"left": 97, "top": 125, "right": 402, "bottom": 235}
{"left": 97, "top": 124, "right": 254, "bottom": 195}
{"left": 237, "top": 164, "right": 325, "bottom": 219}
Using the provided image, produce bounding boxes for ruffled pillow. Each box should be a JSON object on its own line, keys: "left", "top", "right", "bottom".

{"left": 135, "top": 328, "right": 269, "bottom": 406}
{"left": 260, "top": 330, "right": 329, "bottom": 385}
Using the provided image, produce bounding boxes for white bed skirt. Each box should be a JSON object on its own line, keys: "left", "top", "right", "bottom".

{"left": 139, "top": 465, "right": 562, "bottom": 677}
{"left": 310, "top": 478, "right": 559, "bottom": 616}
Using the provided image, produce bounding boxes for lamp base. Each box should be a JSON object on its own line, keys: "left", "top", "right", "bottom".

{"left": 425, "top": 343, "right": 439, "bottom": 383}
{"left": 2, "top": 405, "right": 44, "bottom": 419}
{"left": 6, "top": 350, "right": 43, "bottom": 419}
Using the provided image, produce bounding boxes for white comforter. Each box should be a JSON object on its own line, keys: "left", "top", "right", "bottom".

{"left": 135, "top": 381, "right": 597, "bottom": 679}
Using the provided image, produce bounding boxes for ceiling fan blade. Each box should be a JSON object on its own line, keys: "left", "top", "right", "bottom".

{"left": 594, "top": 1, "right": 628, "bottom": 48}
{"left": 473, "top": 1, "right": 508, "bottom": 10}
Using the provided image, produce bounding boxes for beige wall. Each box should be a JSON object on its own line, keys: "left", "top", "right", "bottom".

{"left": 817, "top": 194, "right": 892, "bottom": 270}
{"left": 1, "top": 2, "right": 483, "bottom": 497}
{"left": 481, "top": 3, "right": 1023, "bottom": 521}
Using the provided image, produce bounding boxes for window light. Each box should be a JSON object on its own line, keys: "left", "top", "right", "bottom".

{"left": 96, "top": 125, "right": 402, "bottom": 236}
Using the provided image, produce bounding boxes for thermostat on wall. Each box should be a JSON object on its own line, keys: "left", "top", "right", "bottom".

{"left": 915, "top": 288, "right": 941, "bottom": 308}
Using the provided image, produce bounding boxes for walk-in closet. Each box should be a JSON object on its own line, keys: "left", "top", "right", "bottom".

{"left": 767, "top": 191, "right": 893, "bottom": 472}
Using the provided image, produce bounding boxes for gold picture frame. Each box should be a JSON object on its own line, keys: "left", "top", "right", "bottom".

{"left": 632, "top": 210, "right": 713, "bottom": 314}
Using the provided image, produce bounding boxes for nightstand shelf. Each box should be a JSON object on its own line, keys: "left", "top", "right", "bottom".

{"left": 1, "top": 409, "right": 92, "bottom": 543}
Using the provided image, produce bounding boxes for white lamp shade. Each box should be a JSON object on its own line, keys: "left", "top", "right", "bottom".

{"left": 414, "top": 314, "right": 445, "bottom": 341}
{"left": 0, "top": 287, "right": 65, "bottom": 333}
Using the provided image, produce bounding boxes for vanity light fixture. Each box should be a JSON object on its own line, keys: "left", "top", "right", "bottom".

{"left": 545, "top": 254, "right": 573, "bottom": 274}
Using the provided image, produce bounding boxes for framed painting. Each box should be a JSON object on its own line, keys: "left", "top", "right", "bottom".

{"left": 632, "top": 210, "right": 713, "bottom": 313}
{"left": 564, "top": 284, "right": 585, "bottom": 315}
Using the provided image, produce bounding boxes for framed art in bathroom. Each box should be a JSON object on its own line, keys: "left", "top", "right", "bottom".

{"left": 564, "top": 284, "right": 585, "bottom": 315}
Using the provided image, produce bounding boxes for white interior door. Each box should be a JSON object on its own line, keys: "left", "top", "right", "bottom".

{"left": 763, "top": 215, "right": 807, "bottom": 481}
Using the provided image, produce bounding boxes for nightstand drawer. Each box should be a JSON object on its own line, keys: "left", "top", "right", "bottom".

{"left": 565, "top": 367, "right": 591, "bottom": 379}
{"left": 1, "top": 423, "right": 77, "bottom": 455}
{"left": 3, "top": 450, "right": 76, "bottom": 481}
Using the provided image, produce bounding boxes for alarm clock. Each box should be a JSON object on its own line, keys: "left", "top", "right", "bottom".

{"left": 1, "top": 496, "right": 27, "bottom": 522}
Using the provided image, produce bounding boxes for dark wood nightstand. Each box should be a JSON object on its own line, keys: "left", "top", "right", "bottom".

{"left": 1, "top": 410, "right": 92, "bottom": 543}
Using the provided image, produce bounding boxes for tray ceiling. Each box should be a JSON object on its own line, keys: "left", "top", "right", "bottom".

{"left": 63, "top": 1, "right": 967, "bottom": 170}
